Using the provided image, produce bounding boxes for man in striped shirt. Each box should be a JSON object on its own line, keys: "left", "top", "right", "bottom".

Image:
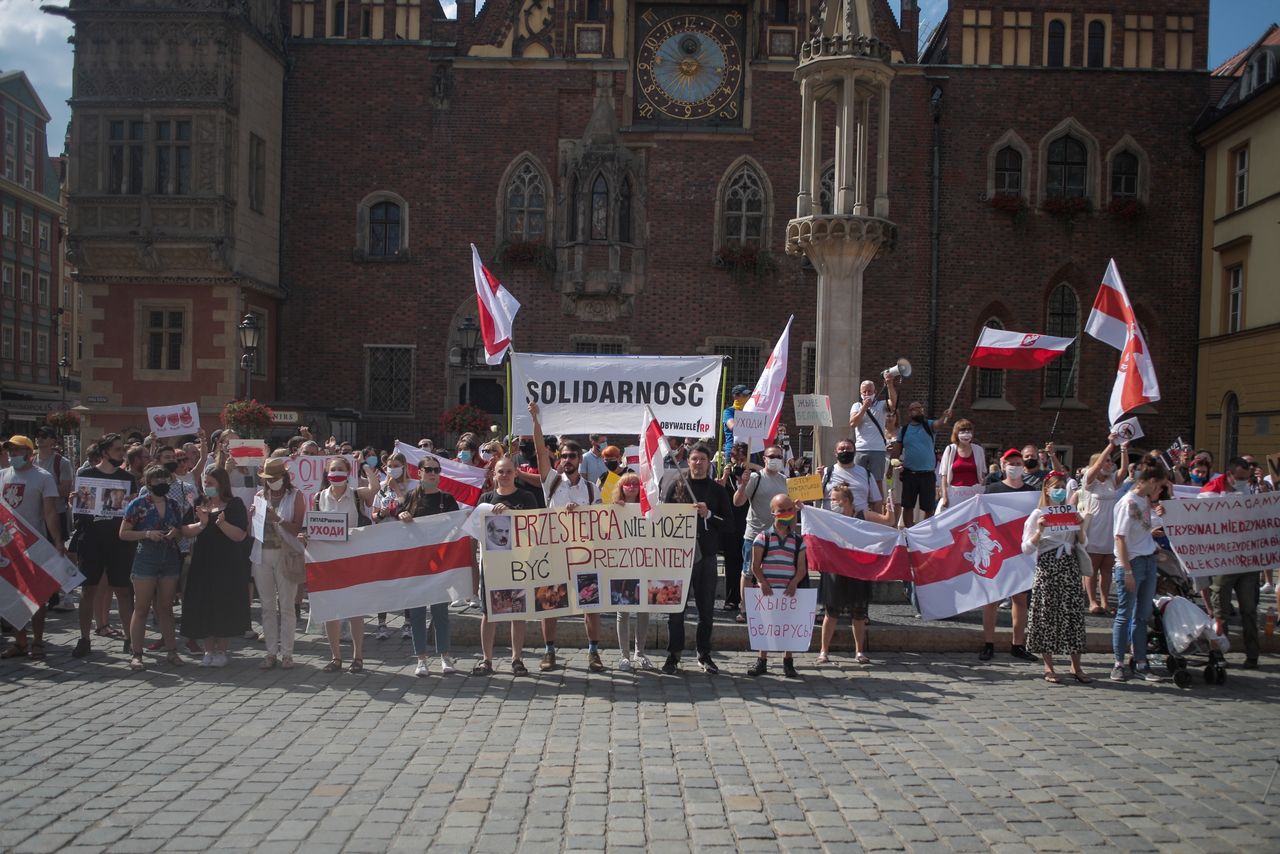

{"left": 746, "top": 493, "right": 807, "bottom": 678}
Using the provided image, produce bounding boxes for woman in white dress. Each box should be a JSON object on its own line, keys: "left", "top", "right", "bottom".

{"left": 1073, "top": 436, "right": 1127, "bottom": 615}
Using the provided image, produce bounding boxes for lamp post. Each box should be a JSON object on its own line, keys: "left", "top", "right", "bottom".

{"left": 237, "top": 314, "right": 260, "bottom": 400}
{"left": 57, "top": 356, "right": 70, "bottom": 406}
{"left": 449, "top": 317, "right": 480, "bottom": 406}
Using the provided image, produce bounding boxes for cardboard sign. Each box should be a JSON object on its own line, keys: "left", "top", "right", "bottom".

{"left": 71, "top": 476, "right": 131, "bottom": 518}
{"left": 786, "top": 474, "right": 824, "bottom": 503}
{"left": 1268, "top": 452, "right": 1280, "bottom": 481}
{"left": 1160, "top": 491, "right": 1280, "bottom": 578}
{"left": 1110, "top": 416, "right": 1144, "bottom": 443}
{"left": 147, "top": 402, "right": 200, "bottom": 439}
{"left": 793, "top": 394, "right": 833, "bottom": 427}
{"left": 476, "top": 504, "right": 698, "bottom": 621}
{"left": 732, "top": 409, "right": 772, "bottom": 448}
{"left": 287, "top": 455, "right": 359, "bottom": 501}
{"left": 227, "top": 440, "right": 268, "bottom": 509}
{"left": 305, "top": 511, "right": 349, "bottom": 542}
{"left": 1042, "top": 504, "right": 1080, "bottom": 532}
{"left": 745, "top": 588, "right": 818, "bottom": 652}
{"left": 600, "top": 470, "right": 622, "bottom": 504}
{"left": 251, "top": 496, "right": 268, "bottom": 543}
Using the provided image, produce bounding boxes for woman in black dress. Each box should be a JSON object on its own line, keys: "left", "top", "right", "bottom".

{"left": 179, "top": 468, "right": 250, "bottom": 666}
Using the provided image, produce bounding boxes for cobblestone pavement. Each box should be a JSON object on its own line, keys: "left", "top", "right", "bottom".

{"left": 3, "top": 613, "right": 1279, "bottom": 853}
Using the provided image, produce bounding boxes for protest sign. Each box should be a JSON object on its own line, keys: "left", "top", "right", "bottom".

{"left": 251, "top": 496, "right": 267, "bottom": 543}
{"left": 227, "top": 440, "right": 267, "bottom": 507}
{"left": 600, "top": 470, "right": 622, "bottom": 504}
{"left": 1159, "top": 491, "right": 1280, "bottom": 578}
{"left": 510, "top": 353, "right": 722, "bottom": 438}
{"left": 288, "top": 455, "right": 358, "bottom": 502}
{"left": 72, "top": 477, "right": 130, "bottom": 518}
{"left": 786, "top": 474, "right": 824, "bottom": 503}
{"left": 1110, "top": 416, "right": 1143, "bottom": 443}
{"left": 146, "top": 402, "right": 200, "bottom": 439}
{"left": 731, "top": 409, "right": 772, "bottom": 448}
{"left": 745, "top": 588, "right": 818, "bottom": 652}
{"left": 305, "top": 511, "right": 349, "bottom": 542}
{"left": 477, "top": 503, "right": 698, "bottom": 621}
{"left": 792, "top": 394, "right": 833, "bottom": 427}
{"left": 1041, "top": 504, "right": 1080, "bottom": 532}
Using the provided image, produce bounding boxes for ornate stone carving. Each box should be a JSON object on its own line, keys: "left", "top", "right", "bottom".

{"left": 785, "top": 214, "right": 897, "bottom": 258}
{"left": 512, "top": 0, "right": 557, "bottom": 57}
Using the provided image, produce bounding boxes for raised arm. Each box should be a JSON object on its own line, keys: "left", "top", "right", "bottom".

{"left": 530, "top": 400, "right": 552, "bottom": 480}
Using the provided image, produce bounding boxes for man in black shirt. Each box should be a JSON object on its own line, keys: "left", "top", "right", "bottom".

{"left": 661, "top": 443, "right": 732, "bottom": 675}
{"left": 72, "top": 434, "right": 138, "bottom": 658}
{"left": 473, "top": 457, "right": 539, "bottom": 675}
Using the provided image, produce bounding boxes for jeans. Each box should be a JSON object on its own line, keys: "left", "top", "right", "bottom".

{"left": 407, "top": 602, "right": 451, "bottom": 657}
{"left": 668, "top": 546, "right": 718, "bottom": 657}
{"left": 131, "top": 541, "right": 182, "bottom": 580}
{"left": 1113, "top": 552, "right": 1158, "bottom": 663}
{"left": 253, "top": 548, "right": 298, "bottom": 657}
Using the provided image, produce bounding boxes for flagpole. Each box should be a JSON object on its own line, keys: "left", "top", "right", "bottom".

{"left": 946, "top": 363, "right": 972, "bottom": 415}
{"left": 1047, "top": 354, "right": 1079, "bottom": 443}
{"left": 505, "top": 354, "right": 513, "bottom": 443}
{"left": 715, "top": 354, "right": 729, "bottom": 475}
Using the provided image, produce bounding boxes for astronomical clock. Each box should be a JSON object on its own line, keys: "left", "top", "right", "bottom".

{"left": 632, "top": 5, "right": 747, "bottom": 128}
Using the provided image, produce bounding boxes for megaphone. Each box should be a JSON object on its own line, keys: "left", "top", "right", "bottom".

{"left": 883, "top": 358, "right": 912, "bottom": 380}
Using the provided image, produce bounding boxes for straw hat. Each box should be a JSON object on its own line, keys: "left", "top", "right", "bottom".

{"left": 259, "top": 457, "right": 288, "bottom": 480}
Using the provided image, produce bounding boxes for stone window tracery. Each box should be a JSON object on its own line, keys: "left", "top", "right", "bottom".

{"left": 721, "top": 164, "right": 767, "bottom": 246}
{"left": 1046, "top": 135, "right": 1087, "bottom": 199}
{"left": 505, "top": 160, "right": 548, "bottom": 242}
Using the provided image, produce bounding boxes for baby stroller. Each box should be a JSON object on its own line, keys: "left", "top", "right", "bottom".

{"left": 1149, "top": 594, "right": 1229, "bottom": 688}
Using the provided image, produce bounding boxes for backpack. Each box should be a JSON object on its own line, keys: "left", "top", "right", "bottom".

{"left": 548, "top": 473, "right": 595, "bottom": 505}
{"left": 757, "top": 527, "right": 810, "bottom": 588}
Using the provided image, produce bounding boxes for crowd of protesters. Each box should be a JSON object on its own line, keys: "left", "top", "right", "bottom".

{"left": 0, "top": 370, "right": 1274, "bottom": 682}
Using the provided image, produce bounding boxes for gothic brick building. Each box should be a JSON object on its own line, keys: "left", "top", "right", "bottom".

{"left": 57, "top": 0, "right": 1211, "bottom": 464}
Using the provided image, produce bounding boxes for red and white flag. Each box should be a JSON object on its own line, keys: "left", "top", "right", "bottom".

{"left": 908, "top": 492, "right": 1038, "bottom": 621}
{"left": 472, "top": 243, "right": 521, "bottom": 365}
{"left": 968, "top": 327, "right": 1074, "bottom": 370}
{"left": 304, "top": 509, "right": 473, "bottom": 622}
{"left": 0, "top": 499, "right": 83, "bottom": 628}
{"left": 801, "top": 506, "right": 911, "bottom": 582}
{"left": 394, "top": 441, "right": 486, "bottom": 507}
{"left": 742, "top": 315, "right": 792, "bottom": 451}
{"left": 638, "top": 405, "right": 671, "bottom": 520}
{"left": 1086, "top": 259, "right": 1161, "bottom": 423}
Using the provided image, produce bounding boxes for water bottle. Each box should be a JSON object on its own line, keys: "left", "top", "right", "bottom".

{"left": 1266, "top": 606, "right": 1276, "bottom": 638}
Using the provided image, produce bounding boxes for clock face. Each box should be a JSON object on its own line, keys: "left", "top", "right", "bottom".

{"left": 634, "top": 5, "right": 745, "bottom": 126}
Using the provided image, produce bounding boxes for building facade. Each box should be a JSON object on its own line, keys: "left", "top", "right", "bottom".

{"left": 0, "top": 71, "right": 74, "bottom": 435}
{"left": 1194, "top": 24, "right": 1279, "bottom": 463}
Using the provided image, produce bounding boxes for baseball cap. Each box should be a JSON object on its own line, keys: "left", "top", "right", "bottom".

{"left": 1000, "top": 448, "right": 1023, "bottom": 462}
{"left": 5, "top": 435, "right": 35, "bottom": 453}
{"left": 732, "top": 384, "right": 751, "bottom": 397}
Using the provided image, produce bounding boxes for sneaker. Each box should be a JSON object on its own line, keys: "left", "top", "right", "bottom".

{"left": 978, "top": 643, "right": 994, "bottom": 662}
{"left": 1135, "top": 665, "right": 1162, "bottom": 682}
{"left": 999, "top": 598, "right": 1012, "bottom": 610}
{"left": 200, "top": 652, "right": 214, "bottom": 667}
{"left": 401, "top": 624, "right": 412, "bottom": 640}
{"left": 747, "top": 657, "right": 768, "bottom": 677}
{"left": 1243, "top": 658, "right": 1260, "bottom": 670}
{"left": 244, "top": 629, "right": 259, "bottom": 641}
{"left": 1110, "top": 663, "right": 1129, "bottom": 682}
{"left": 211, "top": 652, "right": 228, "bottom": 668}
{"left": 375, "top": 625, "right": 390, "bottom": 641}
{"left": 698, "top": 655, "right": 719, "bottom": 675}
{"left": 1010, "top": 645, "right": 1037, "bottom": 662}
{"left": 1261, "top": 582, "right": 1276, "bottom": 595}
{"left": 634, "top": 653, "right": 654, "bottom": 670}
{"left": 414, "top": 661, "right": 429, "bottom": 677}
{"left": 661, "top": 654, "right": 679, "bottom": 675}
{"left": 540, "top": 651, "right": 556, "bottom": 672}
{"left": 440, "top": 655, "right": 457, "bottom": 675}
{"left": 587, "top": 652, "right": 605, "bottom": 672}
{"left": 618, "top": 657, "right": 633, "bottom": 672}
{"left": 72, "top": 638, "right": 90, "bottom": 658}
{"left": 783, "top": 658, "right": 800, "bottom": 679}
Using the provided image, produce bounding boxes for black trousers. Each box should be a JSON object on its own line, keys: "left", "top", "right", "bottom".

{"left": 668, "top": 548, "right": 718, "bottom": 657}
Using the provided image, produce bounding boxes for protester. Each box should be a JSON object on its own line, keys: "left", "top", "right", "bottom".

{"left": 721, "top": 384, "right": 752, "bottom": 458}
{"left": 746, "top": 493, "right": 807, "bottom": 678}
{"left": 978, "top": 450, "right": 1037, "bottom": 663}
{"left": 178, "top": 468, "right": 249, "bottom": 666}
{"left": 716, "top": 441, "right": 749, "bottom": 612}
{"left": 71, "top": 434, "right": 137, "bottom": 658}
{"left": 1075, "top": 436, "right": 1126, "bottom": 615}
{"left": 474, "top": 457, "right": 537, "bottom": 675}
{"left": 1023, "top": 473, "right": 1092, "bottom": 684}
{"left": 372, "top": 451, "right": 418, "bottom": 641}
{"left": 33, "top": 426, "right": 72, "bottom": 542}
{"left": 596, "top": 445, "right": 630, "bottom": 492}
{"left": 937, "top": 420, "right": 985, "bottom": 509}
{"left": 1202, "top": 457, "right": 1262, "bottom": 669}
{"left": 397, "top": 461, "right": 465, "bottom": 677}
{"left": 817, "top": 483, "right": 895, "bottom": 666}
{"left": 848, "top": 372, "right": 899, "bottom": 495}
{"left": 1111, "top": 462, "right": 1168, "bottom": 682}
{"left": 822, "top": 438, "right": 882, "bottom": 509}
{"left": 314, "top": 456, "right": 372, "bottom": 672}
{"left": 251, "top": 458, "right": 307, "bottom": 670}
{"left": 662, "top": 443, "right": 732, "bottom": 675}
{"left": 610, "top": 472, "right": 653, "bottom": 671}
{"left": 734, "top": 443, "right": 791, "bottom": 625}
{"left": 897, "top": 402, "right": 951, "bottom": 526}
{"left": 579, "top": 434, "right": 608, "bottom": 484}
{"left": 0, "top": 436, "right": 65, "bottom": 659}
{"left": 119, "top": 464, "right": 186, "bottom": 671}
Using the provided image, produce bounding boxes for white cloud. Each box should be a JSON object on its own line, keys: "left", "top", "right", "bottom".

{"left": 0, "top": 0, "right": 75, "bottom": 154}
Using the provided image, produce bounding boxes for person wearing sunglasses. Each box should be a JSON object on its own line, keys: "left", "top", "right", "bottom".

{"left": 473, "top": 457, "right": 540, "bottom": 675}
{"left": 397, "top": 457, "right": 465, "bottom": 677}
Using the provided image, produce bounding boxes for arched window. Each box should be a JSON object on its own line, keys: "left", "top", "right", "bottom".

{"left": 977, "top": 318, "right": 1006, "bottom": 400}
{"left": 723, "top": 165, "right": 766, "bottom": 246}
{"left": 619, "top": 177, "right": 633, "bottom": 243}
{"left": 1111, "top": 151, "right": 1139, "bottom": 199}
{"left": 331, "top": 0, "right": 347, "bottom": 36}
{"left": 505, "top": 160, "right": 547, "bottom": 242}
{"left": 567, "top": 175, "right": 579, "bottom": 242}
{"left": 995, "top": 147, "right": 1022, "bottom": 194}
{"left": 1045, "top": 284, "right": 1079, "bottom": 398}
{"left": 368, "top": 201, "right": 401, "bottom": 257}
{"left": 1046, "top": 135, "right": 1087, "bottom": 198}
{"left": 819, "top": 165, "right": 834, "bottom": 215}
{"left": 1047, "top": 20, "right": 1065, "bottom": 67}
{"left": 1087, "top": 20, "right": 1105, "bottom": 68}
{"left": 1223, "top": 393, "right": 1239, "bottom": 460}
{"left": 590, "top": 174, "right": 609, "bottom": 240}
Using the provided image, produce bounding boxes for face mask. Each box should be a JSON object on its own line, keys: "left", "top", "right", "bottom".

{"left": 605, "top": 460, "right": 620, "bottom": 471}
{"left": 1024, "top": 458, "right": 1039, "bottom": 470}
{"left": 1005, "top": 465, "right": 1024, "bottom": 480}
{"left": 836, "top": 451, "right": 856, "bottom": 465}
{"left": 203, "top": 482, "right": 220, "bottom": 497}
{"left": 1190, "top": 474, "right": 1206, "bottom": 485}
{"left": 520, "top": 443, "right": 534, "bottom": 456}
{"left": 8, "top": 453, "right": 27, "bottom": 468}
{"left": 775, "top": 512, "right": 796, "bottom": 525}
{"left": 597, "top": 442, "right": 607, "bottom": 452}
{"left": 151, "top": 482, "right": 171, "bottom": 497}
{"left": 958, "top": 432, "right": 973, "bottom": 442}
{"left": 480, "top": 451, "right": 493, "bottom": 462}
{"left": 1048, "top": 488, "right": 1068, "bottom": 503}
{"left": 765, "top": 458, "right": 784, "bottom": 473}
{"left": 365, "top": 456, "right": 379, "bottom": 468}
{"left": 457, "top": 450, "right": 472, "bottom": 463}
{"left": 777, "top": 434, "right": 789, "bottom": 444}
{"left": 387, "top": 466, "right": 404, "bottom": 480}
{"left": 912, "top": 413, "right": 926, "bottom": 423}
{"left": 327, "top": 472, "right": 348, "bottom": 484}
{"left": 267, "top": 478, "right": 283, "bottom": 491}
{"left": 162, "top": 461, "right": 179, "bottom": 472}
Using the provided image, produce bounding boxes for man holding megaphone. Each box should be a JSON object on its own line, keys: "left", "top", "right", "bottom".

{"left": 848, "top": 366, "right": 903, "bottom": 503}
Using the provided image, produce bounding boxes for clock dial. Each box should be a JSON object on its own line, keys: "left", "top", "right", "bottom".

{"left": 634, "top": 6, "right": 745, "bottom": 126}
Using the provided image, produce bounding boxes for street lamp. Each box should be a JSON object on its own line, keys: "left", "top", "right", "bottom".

{"left": 57, "top": 356, "right": 70, "bottom": 406}
{"left": 237, "top": 314, "right": 260, "bottom": 400}
{"left": 449, "top": 317, "right": 480, "bottom": 406}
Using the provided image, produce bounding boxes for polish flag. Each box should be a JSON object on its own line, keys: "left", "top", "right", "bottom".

{"left": 0, "top": 499, "right": 83, "bottom": 628}
{"left": 801, "top": 506, "right": 911, "bottom": 582}
{"left": 968, "top": 327, "right": 1074, "bottom": 370}
{"left": 742, "top": 315, "right": 792, "bottom": 451}
{"left": 394, "top": 441, "right": 486, "bottom": 507}
{"left": 304, "top": 509, "right": 473, "bottom": 622}
{"left": 638, "top": 405, "right": 671, "bottom": 520}
{"left": 472, "top": 243, "right": 521, "bottom": 365}
{"left": 909, "top": 492, "right": 1038, "bottom": 621}
{"left": 1086, "top": 259, "right": 1161, "bottom": 423}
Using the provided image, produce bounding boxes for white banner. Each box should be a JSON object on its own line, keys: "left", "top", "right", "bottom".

{"left": 147, "top": 402, "right": 200, "bottom": 438}
{"left": 1160, "top": 491, "right": 1280, "bottom": 578}
{"left": 510, "top": 352, "right": 723, "bottom": 438}
{"left": 745, "top": 588, "right": 818, "bottom": 652}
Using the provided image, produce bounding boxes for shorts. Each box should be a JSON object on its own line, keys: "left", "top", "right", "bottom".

{"left": 900, "top": 470, "right": 937, "bottom": 513}
{"left": 78, "top": 528, "right": 134, "bottom": 588}
{"left": 855, "top": 451, "right": 887, "bottom": 484}
{"left": 130, "top": 542, "right": 182, "bottom": 580}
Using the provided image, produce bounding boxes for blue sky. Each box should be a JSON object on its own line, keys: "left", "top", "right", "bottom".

{"left": 1, "top": 0, "right": 1276, "bottom": 157}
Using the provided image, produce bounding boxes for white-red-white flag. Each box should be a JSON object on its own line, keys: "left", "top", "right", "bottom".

{"left": 742, "top": 315, "right": 792, "bottom": 451}
{"left": 471, "top": 243, "right": 521, "bottom": 365}
{"left": 1086, "top": 259, "right": 1161, "bottom": 423}
{"left": 304, "top": 509, "right": 473, "bottom": 622}
{"left": 801, "top": 506, "right": 911, "bottom": 582}
{"left": 968, "top": 327, "right": 1074, "bottom": 370}
{"left": 394, "top": 441, "right": 486, "bottom": 507}
{"left": 638, "top": 405, "right": 671, "bottom": 520}
{"left": 0, "top": 499, "right": 83, "bottom": 628}
{"left": 908, "top": 492, "right": 1038, "bottom": 621}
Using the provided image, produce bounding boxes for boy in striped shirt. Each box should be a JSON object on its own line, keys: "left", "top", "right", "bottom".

{"left": 747, "top": 494, "right": 807, "bottom": 678}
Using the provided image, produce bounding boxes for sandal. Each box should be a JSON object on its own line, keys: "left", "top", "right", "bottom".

{"left": 1043, "top": 672, "right": 1062, "bottom": 684}
{"left": 96, "top": 625, "right": 122, "bottom": 639}
{"left": 854, "top": 654, "right": 871, "bottom": 665}
{"left": 348, "top": 658, "right": 363, "bottom": 673}
{"left": 1, "top": 644, "right": 29, "bottom": 659}
{"left": 511, "top": 659, "right": 528, "bottom": 676}
{"left": 472, "top": 660, "right": 494, "bottom": 676}
{"left": 815, "top": 653, "right": 830, "bottom": 665}
{"left": 322, "top": 659, "right": 343, "bottom": 673}
{"left": 29, "top": 642, "right": 46, "bottom": 659}
{"left": 1089, "top": 606, "right": 1106, "bottom": 615}
{"left": 129, "top": 656, "right": 145, "bottom": 671}
{"left": 1070, "top": 671, "right": 1094, "bottom": 684}
{"left": 259, "top": 655, "right": 278, "bottom": 670}
{"left": 166, "top": 650, "right": 185, "bottom": 666}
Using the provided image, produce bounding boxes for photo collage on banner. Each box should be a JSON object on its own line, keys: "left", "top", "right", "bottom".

{"left": 477, "top": 504, "right": 698, "bottom": 621}
{"left": 71, "top": 477, "right": 130, "bottom": 518}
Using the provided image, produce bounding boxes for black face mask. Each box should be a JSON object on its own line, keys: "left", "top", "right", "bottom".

{"left": 836, "top": 451, "right": 856, "bottom": 465}
{"left": 151, "top": 482, "right": 172, "bottom": 497}
{"left": 1024, "top": 458, "right": 1039, "bottom": 470}
{"left": 162, "top": 461, "right": 179, "bottom": 473}
{"left": 520, "top": 443, "right": 535, "bottom": 457}
{"left": 911, "top": 413, "right": 926, "bottom": 423}
{"left": 605, "top": 460, "right": 620, "bottom": 471}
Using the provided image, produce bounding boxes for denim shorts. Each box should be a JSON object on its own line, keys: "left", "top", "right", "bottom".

{"left": 131, "top": 541, "right": 181, "bottom": 580}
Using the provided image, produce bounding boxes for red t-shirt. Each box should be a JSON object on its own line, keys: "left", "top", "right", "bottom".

{"left": 949, "top": 452, "right": 979, "bottom": 487}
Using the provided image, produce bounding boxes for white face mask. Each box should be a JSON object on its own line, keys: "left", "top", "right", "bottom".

{"left": 267, "top": 478, "right": 283, "bottom": 491}
{"left": 387, "top": 466, "right": 404, "bottom": 480}
{"left": 958, "top": 431, "right": 973, "bottom": 442}
{"left": 765, "top": 457, "right": 784, "bottom": 473}
{"left": 1005, "top": 465, "right": 1024, "bottom": 480}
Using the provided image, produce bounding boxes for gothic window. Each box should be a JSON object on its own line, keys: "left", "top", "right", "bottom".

{"left": 366, "top": 345, "right": 414, "bottom": 413}
{"left": 1222, "top": 393, "right": 1239, "bottom": 460}
{"left": 356, "top": 192, "right": 409, "bottom": 259}
{"left": 1110, "top": 151, "right": 1139, "bottom": 199}
{"left": 977, "top": 319, "right": 1006, "bottom": 400}
{"left": 1046, "top": 135, "right": 1087, "bottom": 198}
{"left": 1047, "top": 20, "right": 1066, "bottom": 67}
{"left": 619, "top": 177, "right": 633, "bottom": 243}
{"left": 1045, "top": 285, "right": 1079, "bottom": 399}
{"left": 567, "top": 175, "right": 580, "bottom": 241}
{"left": 1087, "top": 20, "right": 1106, "bottom": 68}
{"left": 369, "top": 201, "right": 401, "bottom": 257}
{"left": 590, "top": 174, "right": 609, "bottom": 240}
{"left": 710, "top": 338, "right": 764, "bottom": 389}
{"left": 722, "top": 164, "right": 766, "bottom": 246}
{"left": 819, "top": 165, "right": 834, "bottom": 214}
{"left": 505, "top": 160, "right": 547, "bottom": 242}
{"left": 995, "top": 147, "right": 1022, "bottom": 194}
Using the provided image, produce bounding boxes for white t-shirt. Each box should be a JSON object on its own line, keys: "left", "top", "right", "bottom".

{"left": 0, "top": 464, "right": 57, "bottom": 532}
{"left": 849, "top": 400, "right": 890, "bottom": 452}
{"left": 1112, "top": 490, "right": 1157, "bottom": 560}
{"left": 823, "top": 464, "right": 882, "bottom": 514}
{"left": 542, "top": 470, "right": 596, "bottom": 508}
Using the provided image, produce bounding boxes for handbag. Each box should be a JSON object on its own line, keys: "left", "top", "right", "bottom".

{"left": 1075, "top": 488, "right": 1096, "bottom": 550}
